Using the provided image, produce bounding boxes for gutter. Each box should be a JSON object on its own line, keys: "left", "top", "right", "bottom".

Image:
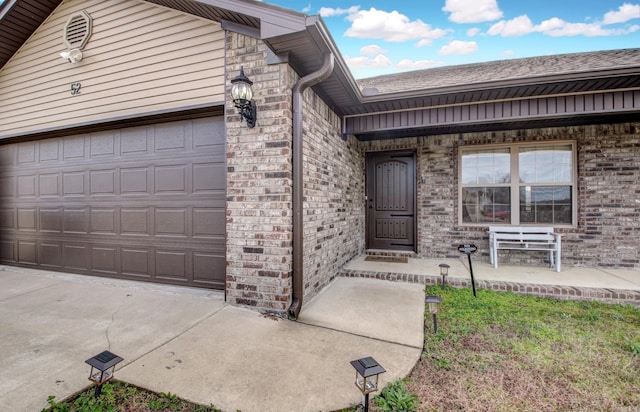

{"left": 288, "top": 52, "right": 335, "bottom": 320}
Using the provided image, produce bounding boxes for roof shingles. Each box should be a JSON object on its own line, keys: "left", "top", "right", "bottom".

{"left": 356, "top": 48, "right": 640, "bottom": 94}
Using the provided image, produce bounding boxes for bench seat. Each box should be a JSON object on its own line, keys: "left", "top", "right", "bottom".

{"left": 488, "top": 226, "right": 562, "bottom": 272}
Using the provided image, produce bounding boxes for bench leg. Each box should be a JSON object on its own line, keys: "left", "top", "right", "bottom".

{"left": 555, "top": 244, "right": 561, "bottom": 272}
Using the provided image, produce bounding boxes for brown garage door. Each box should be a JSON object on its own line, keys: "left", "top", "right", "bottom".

{"left": 0, "top": 117, "right": 225, "bottom": 289}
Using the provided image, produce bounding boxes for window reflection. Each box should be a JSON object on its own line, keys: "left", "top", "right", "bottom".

{"left": 461, "top": 149, "right": 510, "bottom": 185}
{"left": 462, "top": 187, "right": 510, "bottom": 223}
{"left": 460, "top": 143, "right": 574, "bottom": 226}
{"left": 519, "top": 145, "right": 572, "bottom": 184}
{"left": 520, "top": 186, "right": 572, "bottom": 224}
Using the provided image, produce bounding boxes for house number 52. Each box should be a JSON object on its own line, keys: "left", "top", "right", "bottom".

{"left": 70, "top": 82, "right": 81, "bottom": 95}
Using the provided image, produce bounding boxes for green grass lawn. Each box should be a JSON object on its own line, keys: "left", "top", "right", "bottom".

{"left": 401, "top": 286, "right": 640, "bottom": 412}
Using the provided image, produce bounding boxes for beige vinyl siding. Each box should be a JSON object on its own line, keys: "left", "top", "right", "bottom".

{"left": 0, "top": 0, "right": 225, "bottom": 138}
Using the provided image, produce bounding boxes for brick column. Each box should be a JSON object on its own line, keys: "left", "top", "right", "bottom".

{"left": 225, "top": 32, "right": 294, "bottom": 314}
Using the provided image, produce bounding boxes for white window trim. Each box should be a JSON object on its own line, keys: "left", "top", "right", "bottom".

{"left": 458, "top": 140, "right": 577, "bottom": 227}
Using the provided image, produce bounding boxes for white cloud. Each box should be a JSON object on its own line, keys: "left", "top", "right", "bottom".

{"left": 466, "top": 27, "right": 481, "bottom": 37}
{"left": 396, "top": 59, "right": 440, "bottom": 70}
{"left": 302, "top": 3, "right": 312, "bottom": 13}
{"left": 319, "top": 6, "right": 360, "bottom": 17}
{"left": 345, "top": 7, "right": 449, "bottom": 42}
{"left": 442, "top": 0, "right": 503, "bottom": 23}
{"left": 345, "top": 54, "right": 392, "bottom": 68}
{"left": 360, "top": 45, "right": 388, "bottom": 56}
{"left": 502, "top": 50, "right": 515, "bottom": 57}
{"left": 439, "top": 40, "right": 479, "bottom": 55}
{"left": 488, "top": 13, "right": 640, "bottom": 37}
{"left": 603, "top": 3, "right": 640, "bottom": 24}
{"left": 488, "top": 15, "right": 535, "bottom": 37}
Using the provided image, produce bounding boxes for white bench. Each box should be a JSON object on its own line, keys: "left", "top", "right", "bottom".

{"left": 488, "top": 226, "right": 562, "bottom": 272}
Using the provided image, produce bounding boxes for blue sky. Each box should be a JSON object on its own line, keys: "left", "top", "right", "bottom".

{"left": 264, "top": 0, "right": 640, "bottom": 78}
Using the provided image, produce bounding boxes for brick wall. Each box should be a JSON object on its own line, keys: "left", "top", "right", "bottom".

{"left": 412, "top": 123, "right": 640, "bottom": 269}
{"left": 225, "top": 33, "right": 294, "bottom": 313}
{"left": 224, "top": 33, "right": 365, "bottom": 312}
{"left": 300, "top": 91, "right": 364, "bottom": 302}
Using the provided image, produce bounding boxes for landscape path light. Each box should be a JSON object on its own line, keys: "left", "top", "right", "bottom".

{"left": 85, "top": 350, "right": 123, "bottom": 397}
{"left": 425, "top": 295, "right": 442, "bottom": 333}
{"left": 350, "top": 356, "right": 386, "bottom": 412}
{"left": 439, "top": 263, "right": 450, "bottom": 289}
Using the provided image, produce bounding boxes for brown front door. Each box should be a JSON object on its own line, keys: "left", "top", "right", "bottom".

{"left": 366, "top": 151, "right": 416, "bottom": 251}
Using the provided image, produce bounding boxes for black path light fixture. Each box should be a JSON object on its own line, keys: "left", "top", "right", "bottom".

{"left": 230, "top": 66, "right": 257, "bottom": 128}
{"left": 350, "top": 356, "right": 386, "bottom": 412}
{"left": 85, "top": 350, "right": 123, "bottom": 397}
{"left": 439, "top": 263, "right": 450, "bottom": 289}
{"left": 425, "top": 295, "right": 442, "bottom": 334}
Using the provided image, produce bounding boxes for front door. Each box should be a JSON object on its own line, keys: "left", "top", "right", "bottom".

{"left": 366, "top": 151, "right": 416, "bottom": 251}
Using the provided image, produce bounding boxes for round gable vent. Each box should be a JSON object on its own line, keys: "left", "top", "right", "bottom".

{"left": 63, "top": 10, "right": 92, "bottom": 50}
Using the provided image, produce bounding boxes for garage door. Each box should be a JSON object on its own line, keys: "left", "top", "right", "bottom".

{"left": 0, "top": 117, "right": 225, "bottom": 289}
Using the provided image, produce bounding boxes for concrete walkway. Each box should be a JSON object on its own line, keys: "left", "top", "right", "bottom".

{"left": 0, "top": 266, "right": 423, "bottom": 412}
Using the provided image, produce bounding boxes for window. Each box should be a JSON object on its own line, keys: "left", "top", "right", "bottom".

{"left": 459, "top": 142, "right": 575, "bottom": 226}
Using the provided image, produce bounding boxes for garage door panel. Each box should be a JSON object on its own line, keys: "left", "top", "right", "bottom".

{"left": 18, "top": 240, "right": 37, "bottom": 264}
{"left": 91, "top": 208, "right": 117, "bottom": 234}
{"left": 121, "top": 208, "right": 150, "bottom": 235}
{"left": 1, "top": 240, "right": 16, "bottom": 261}
{"left": 63, "top": 135, "right": 87, "bottom": 160}
{"left": 155, "top": 250, "right": 187, "bottom": 280}
{"left": 40, "top": 173, "right": 60, "bottom": 197}
{"left": 40, "top": 208, "right": 62, "bottom": 232}
{"left": 92, "top": 245, "right": 118, "bottom": 274}
{"left": 0, "top": 176, "right": 15, "bottom": 197}
{"left": 89, "top": 169, "right": 117, "bottom": 196}
{"left": 63, "top": 171, "right": 86, "bottom": 197}
{"left": 63, "top": 208, "right": 89, "bottom": 233}
{"left": 193, "top": 208, "right": 224, "bottom": 237}
{"left": 121, "top": 248, "right": 151, "bottom": 277}
{"left": 121, "top": 167, "right": 149, "bottom": 194}
{"left": 0, "top": 117, "right": 225, "bottom": 289}
{"left": 90, "top": 132, "right": 117, "bottom": 158}
{"left": 64, "top": 243, "right": 89, "bottom": 270}
{"left": 18, "top": 142, "right": 36, "bottom": 164}
{"left": 155, "top": 165, "right": 188, "bottom": 194}
{"left": 40, "top": 140, "right": 60, "bottom": 162}
{"left": 155, "top": 208, "right": 187, "bottom": 237}
{"left": 193, "top": 251, "right": 224, "bottom": 285}
{"left": 154, "top": 123, "right": 188, "bottom": 153}
{"left": 194, "top": 163, "right": 224, "bottom": 192}
{"left": 17, "top": 208, "right": 36, "bottom": 231}
{"left": 0, "top": 209, "right": 15, "bottom": 229}
{"left": 40, "top": 241, "right": 62, "bottom": 268}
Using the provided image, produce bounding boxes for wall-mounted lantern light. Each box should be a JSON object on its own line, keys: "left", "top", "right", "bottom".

{"left": 439, "top": 263, "right": 450, "bottom": 289}
{"left": 425, "top": 295, "right": 442, "bottom": 334}
{"left": 85, "top": 350, "right": 123, "bottom": 397}
{"left": 350, "top": 356, "right": 386, "bottom": 412}
{"left": 230, "top": 66, "right": 257, "bottom": 128}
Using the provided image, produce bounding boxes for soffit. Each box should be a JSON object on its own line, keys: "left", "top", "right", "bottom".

{"left": 0, "top": 0, "right": 62, "bottom": 67}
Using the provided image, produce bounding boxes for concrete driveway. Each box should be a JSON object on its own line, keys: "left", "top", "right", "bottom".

{"left": 0, "top": 265, "right": 424, "bottom": 412}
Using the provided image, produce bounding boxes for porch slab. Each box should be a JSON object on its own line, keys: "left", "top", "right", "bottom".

{"left": 343, "top": 255, "right": 640, "bottom": 291}
{"left": 342, "top": 256, "right": 640, "bottom": 306}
